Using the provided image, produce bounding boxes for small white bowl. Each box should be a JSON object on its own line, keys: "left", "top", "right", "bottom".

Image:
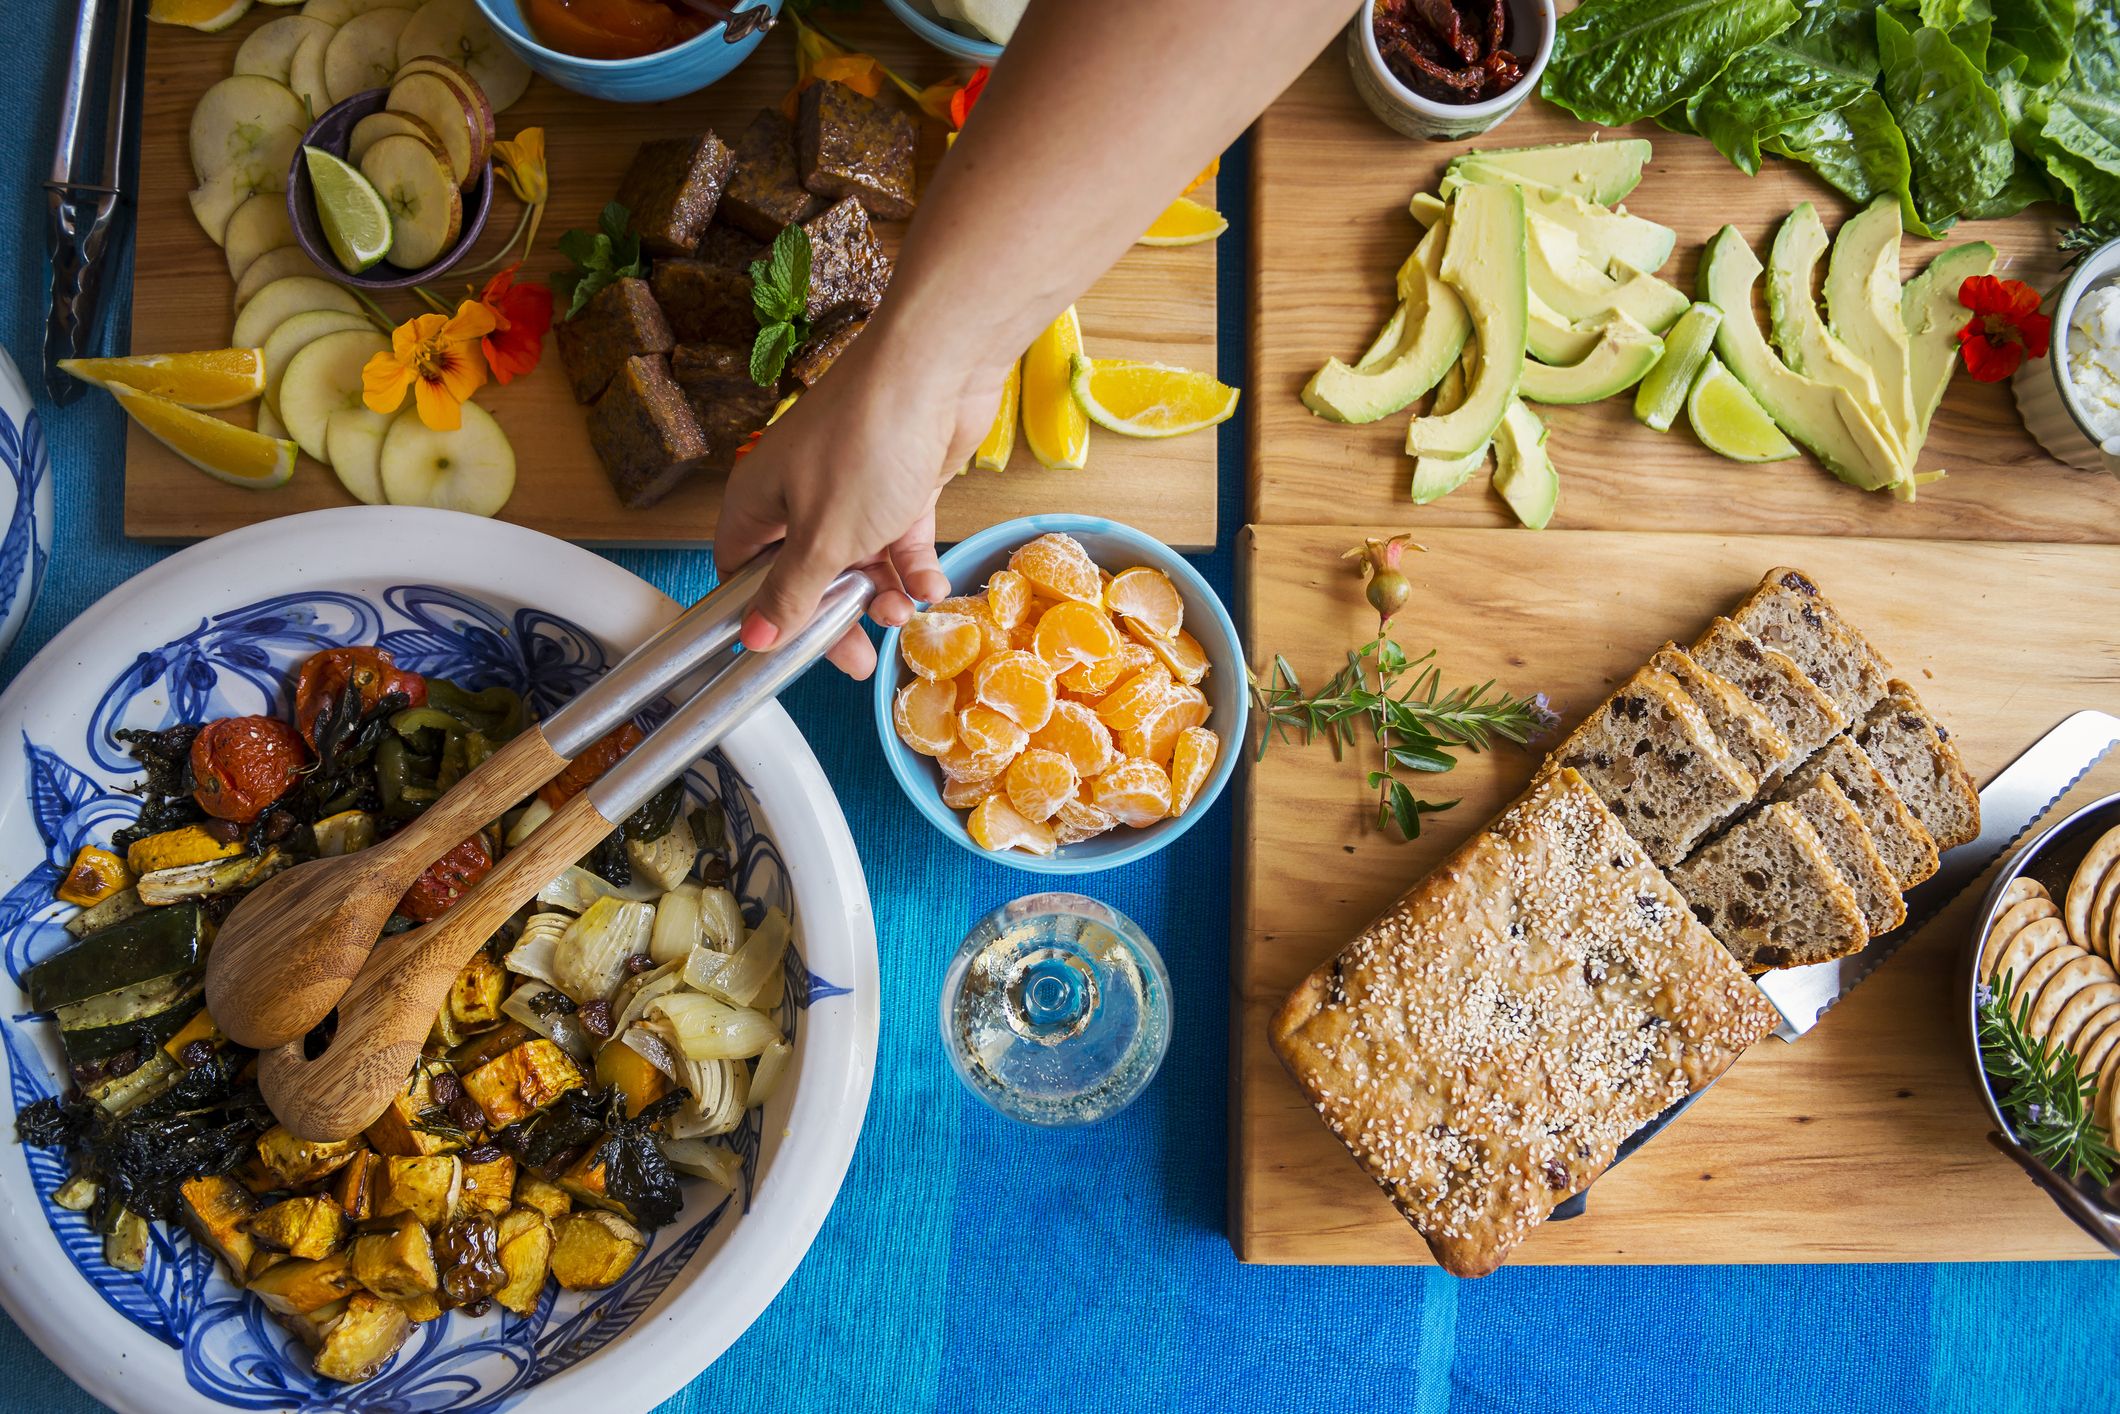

{"left": 1348, "top": 0, "right": 1555, "bottom": 141}
{"left": 2013, "top": 235, "right": 2120, "bottom": 478}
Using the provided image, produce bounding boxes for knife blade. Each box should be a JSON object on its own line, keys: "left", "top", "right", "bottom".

{"left": 1756, "top": 709, "right": 2120, "bottom": 1040}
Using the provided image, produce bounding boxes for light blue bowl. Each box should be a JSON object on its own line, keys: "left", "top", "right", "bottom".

{"left": 878, "top": 0, "right": 1003, "bottom": 64}
{"left": 874, "top": 515, "right": 1245, "bottom": 875}
{"left": 474, "top": 0, "right": 782, "bottom": 104}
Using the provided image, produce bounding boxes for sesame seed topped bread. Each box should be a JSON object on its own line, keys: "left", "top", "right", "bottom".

{"left": 1542, "top": 665, "right": 1757, "bottom": 868}
{"left": 1669, "top": 801, "right": 1870, "bottom": 970}
{"left": 1270, "top": 769, "right": 1777, "bottom": 1278}
{"left": 1782, "top": 776, "right": 1908, "bottom": 935}
{"left": 1650, "top": 644, "right": 1793, "bottom": 787}
{"left": 1856, "top": 680, "right": 1980, "bottom": 851}
{"left": 1778, "top": 736, "right": 1940, "bottom": 892}
{"left": 1691, "top": 617, "right": 1846, "bottom": 773}
{"left": 1731, "top": 568, "right": 1891, "bottom": 724}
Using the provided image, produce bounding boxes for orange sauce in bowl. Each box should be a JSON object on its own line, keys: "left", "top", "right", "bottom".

{"left": 523, "top": 0, "right": 710, "bottom": 59}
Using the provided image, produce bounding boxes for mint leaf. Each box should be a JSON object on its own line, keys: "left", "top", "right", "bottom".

{"left": 750, "top": 322, "right": 799, "bottom": 387}
{"left": 599, "top": 201, "right": 630, "bottom": 246}
{"left": 556, "top": 227, "right": 600, "bottom": 268}
{"left": 749, "top": 224, "right": 813, "bottom": 327}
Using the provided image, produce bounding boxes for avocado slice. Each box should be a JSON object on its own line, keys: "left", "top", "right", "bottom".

{"left": 1527, "top": 292, "right": 1601, "bottom": 365}
{"left": 1521, "top": 312, "right": 1664, "bottom": 405}
{"left": 1302, "top": 212, "right": 1469, "bottom": 424}
{"left": 1526, "top": 214, "right": 1689, "bottom": 333}
{"left": 1824, "top": 199, "right": 1917, "bottom": 453}
{"left": 1408, "top": 191, "right": 1448, "bottom": 228}
{"left": 1447, "top": 161, "right": 1676, "bottom": 274}
{"left": 1409, "top": 351, "right": 1486, "bottom": 504}
{"left": 1404, "top": 183, "right": 1526, "bottom": 461}
{"left": 1766, "top": 205, "right": 1898, "bottom": 457}
{"left": 1444, "top": 138, "right": 1652, "bottom": 206}
{"left": 1902, "top": 241, "right": 1996, "bottom": 443}
{"left": 1699, "top": 225, "right": 1905, "bottom": 492}
{"left": 1634, "top": 301, "right": 1723, "bottom": 432}
{"left": 1491, "top": 400, "right": 1557, "bottom": 529}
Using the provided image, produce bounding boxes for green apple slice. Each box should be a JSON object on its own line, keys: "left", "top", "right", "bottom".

{"left": 221, "top": 193, "right": 296, "bottom": 281}
{"left": 325, "top": 406, "right": 393, "bottom": 502}
{"left": 279, "top": 328, "right": 390, "bottom": 462}
{"left": 231, "top": 275, "right": 365, "bottom": 349}
{"left": 358, "top": 132, "right": 460, "bottom": 268}
{"left": 379, "top": 401, "right": 517, "bottom": 515}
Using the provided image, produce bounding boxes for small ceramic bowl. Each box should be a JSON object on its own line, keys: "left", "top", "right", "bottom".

{"left": 474, "top": 0, "right": 781, "bottom": 104}
{"left": 1348, "top": 0, "right": 1555, "bottom": 141}
{"left": 2012, "top": 235, "right": 2120, "bottom": 478}
{"left": 879, "top": 0, "right": 1004, "bottom": 64}
{"left": 1962, "top": 790, "right": 2120, "bottom": 1256}
{"left": 287, "top": 89, "right": 494, "bottom": 291}
{"left": 874, "top": 515, "right": 1245, "bottom": 875}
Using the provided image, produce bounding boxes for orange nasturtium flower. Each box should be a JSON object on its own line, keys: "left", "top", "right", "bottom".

{"left": 919, "top": 65, "right": 989, "bottom": 128}
{"left": 782, "top": 18, "right": 885, "bottom": 119}
{"left": 474, "top": 265, "right": 554, "bottom": 386}
{"left": 492, "top": 127, "right": 548, "bottom": 205}
{"left": 363, "top": 302, "right": 497, "bottom": 432}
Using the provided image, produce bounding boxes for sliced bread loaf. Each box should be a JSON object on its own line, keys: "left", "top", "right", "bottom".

{"left": 1857, "top": 680, "right": 1980, "bottom": 851}
{"left": 1691, "top": 616, "right": 1846, "bottom": 769}
{"left": 1650, "top": 644, "right": 1793, "bottom": 786}
{"left": 1730, "top": 568, "right": 1890, "bottom": 723}
{"left": 1784, "top": 775, "right": 1908, "bottom": 935}
{"left": 1779, "top": 735, "right": 1940, "bottom": 891}
{"left": 1669, "top": 801, "right": 1871, "bottom": 970}
{"left": 1542, "top": 664, "right": 1757, "bottom": 867}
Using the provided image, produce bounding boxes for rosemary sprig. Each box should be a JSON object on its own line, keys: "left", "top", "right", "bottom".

{"left": 2060, "top": 223, "right": 2117, "bottom": 272}
{"left": 1248, "top": 632, "right": 1556, "bottom": 840}
{"left": 1977, "top": 968, "right": 2118, "bottom": 1184}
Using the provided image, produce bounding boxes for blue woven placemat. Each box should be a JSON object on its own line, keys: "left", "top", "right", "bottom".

{"left": 1, "top": 10, "right": 2114, "bottom": 1412}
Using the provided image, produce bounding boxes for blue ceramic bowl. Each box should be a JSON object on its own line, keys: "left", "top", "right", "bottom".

{"left": 874, "top": 515, "right": 1245, "bottom": 875}
{"left": 473, "top": 0, "right": 782, "bottom": 104}
{"left": 878, "top": 0, "right": 1003, "bottom": 64}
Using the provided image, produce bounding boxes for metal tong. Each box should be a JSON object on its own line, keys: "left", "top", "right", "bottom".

{"left": 46, "top": 0, "right": 139, "bottom": 401}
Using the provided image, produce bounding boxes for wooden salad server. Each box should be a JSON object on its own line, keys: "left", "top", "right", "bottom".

{"left": 206, "top": 551, "right": 784, "bottom": 1051}
{"left": 257, "top": 567, "right": 873, "bottom": 1141}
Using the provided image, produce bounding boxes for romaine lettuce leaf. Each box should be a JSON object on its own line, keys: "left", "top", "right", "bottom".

{"left": 1541, "top": 0, "right": 1800, "bottom": 127}
{"left": 1875, "top": 9, "right": 2014, "bottom": 227}
{"left": 1687, "top": 0, "right": 1880, "bottom": 176}
{"left": 1765, "top": 91, "right": 1919, "bottom": 223}
{"left": 1992, "top": 0, "right": 2077, "bottom": 87}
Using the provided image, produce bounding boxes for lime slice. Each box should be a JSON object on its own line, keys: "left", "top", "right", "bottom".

{"left": 304, "top": 146, "right": 393, "bottom": 274}
{"left": 1634, "top": 301, "right": 1722, "bottom": 432}
{"left": 1687, "top": 356, "right": 1799, "bottom": 463}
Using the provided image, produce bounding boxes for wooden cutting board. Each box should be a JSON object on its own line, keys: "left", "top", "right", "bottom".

{"left": 1248, "top": 49, "right": 2120, "bottom": 544}
{"left": 122, "top": 9, "right": 1219, "bottom": 547}
{"left": 1233, "top": 523, "right": 2120, "bottom": 1265}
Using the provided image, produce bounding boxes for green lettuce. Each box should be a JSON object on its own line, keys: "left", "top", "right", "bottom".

{"left": 1542, "top": 0, "right": 1799, "bottom": 127}
{"left": 1874, "top": 8, "right": 2014, "bottom": 227}
{"left": 1687, "top": 0, "right": 1880, "bottom": 176}
{"left": 1764, "top": 90, "right": 1916, "bottom": 218}
{"left": 1992, "top": 0, "right": 2076, "bottom": 86}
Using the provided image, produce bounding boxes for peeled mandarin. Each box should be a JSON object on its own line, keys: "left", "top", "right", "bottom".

{"left": 967, "top": 793, "right": 1057, "bottom": 856}
{"left": 985, "top": 569, "right": 1032, "bottom": 630}
{"left": 1170, "top": 727, "right": 1219, "bottom": 816}
{"left": 1033, "top": 600, "right": 1125, "bottom": 672}
{"left": 1130, "top": 623, "right": 1210, "bottom": 686}
{"left": 1030, "top": 699, "right": 1116, "bottom": 778}
{"left": 902, "top": 610, "right": 983, "bottom": 680}
{"left": 1094, "top": 666, "right": 1176, "bottom": 731}
{"left": 1009, "top": 532, "right": 1104, "bottom": 606}
{"left": 1005, "top": 748, "right": 1079, "bottom": 823}
{"left": 973, "top": 649, "right": 1058, "bottom": 732}
{"left": 1091, "top": 758, "right": 1173, "bottom": 828}
{"left": 1060, "top": 640, "right": 1153, "bottom": 698}
{"left": 940, "top": 739, "right": 1016, "bottom": 782}
{"left": 958, "top": 704, "right": 1030, "bottom": 760}
{"left": 1120, "top": 694, "right": 1209, "bottom": 766}
{"left": 1106, "top": 567, "right": 1184, "bottom": 639}
{"left": 1051, "top": 796, "right": 1119, "bottom": 845}
{"left": 931, "top": 596, "right": 1010, "bottom": 658}
{"left": 892, "top": 676, "right": 957, "bottom": 757}
{"left": 943, "top": 773, "right": 1002, "bottom": 809}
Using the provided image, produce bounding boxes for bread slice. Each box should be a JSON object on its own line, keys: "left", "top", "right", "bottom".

{"left": 1856, "top": 679, "right": 1980, "bottom": 851}
{"left": 1650, "top": 644, "right": 1793, "bottom": 787}
{"left": 1691, "top": 617, "right": 1846, "bottom": 772}
{"left": 1779, "top": 735, "right": 1940, "bottom": 891}
{"left": 1542, "top": 664, "right": 1757, "bottom": 867}
{"left": 1669, "top": 801, "right": 1870, "bottom": 970}
{"left": 1731, "top": 568, "right": 1891, "bottom": 722}
{"left": 1784, "top": 775, "right": 1908, "bottom": 935}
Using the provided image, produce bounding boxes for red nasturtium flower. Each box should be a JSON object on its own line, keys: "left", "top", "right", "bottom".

{"left": 947, "top": 66, "right": 989, "bottom": 128}
{"left": 476, "top": 264, "right": 554, "bottom": 386}
{"left": 1956, "top": 274, "right": 2051, "bottom": 383}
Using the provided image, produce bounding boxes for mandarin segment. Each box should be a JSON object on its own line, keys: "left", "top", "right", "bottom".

{"left": 1008, "top": 532, "right": 1104, "bottom": 605}
{"left": 1090, "top": 758, "right": 1173, "bottom": 828}
{"left": 932, "top": 596, "right": 1010, "bottom": 658}
{"left": 892, "top": 676, "right": 958, "bottom": 757}
{"left": 940, "top": 739, "right": 1017, "bottom": 782}
{"left": 1030, "top": 698, "right": 1117, "bottom": 778}
{"left": 958, "top": 704, "right": 1031, "bottom": 759}
{"left": 943, "top": 773, "right": 1002, "bottom": 809}
{"left": 973, "top": 649, "right": 1058, "bottom": 731}
{"left": 1094, "top": 666, "right": 1176, "bottom": 731}
{"left": 1032, "top": 600, "right": 1125, "bottom": 671}
{"left": 1051, "top": 796, "right": 1119, "bottom": 845}
{"left": 1106, "top": 567, "right": 1185, "bottom": 640}
{"left": 1169, "top": 727, "right": 1220, "bottom": 816}
{"left": 985, "top": 569, "right": 1032, "bottom": 629}
{"left": 1129, "top": 623, "right": 1210, "bottom": 686}
{"left": 967, "top": 793, "right": 1058, "bottom": 856}
{"left": 1119, "top": 694, "right": 1210, "bottom": 766}
{"left": 1005, "top": 748, "right": 1080, "bottom": 823}
{"left": 1060, "top": 639, "right": 1153, "bottom": 697}
{"left": 902, "top": 610, "right": 984, "bottom": 680}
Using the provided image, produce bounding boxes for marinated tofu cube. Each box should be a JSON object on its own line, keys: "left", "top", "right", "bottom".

{"left": 449, "top": 951, "right": 507, "bottom": 1031}
{"left": 462, "top": 1037, "right": 587, "bottom": 1131}
{"left": 800, "top": 196, "right": 892, "bottom": 323}
{"left": 351, "top": 1213, "right": 439, "bottom": 1300}
{"left": 696, "top": 222, "right": 766, "bottom": 272}
{"left": 244, "top": 1195, "right": 351, "bottom": 1259}
{"left": 312, "top": 1291, "right": 412, "bottom": 1384}
{"left": 651, "top": 259, "right": 758, "bottom": 345}
{"left": 377, "top": 1155, "right": 463, "bottom": 1229}
{"left": 549, "top": 1209, "right": 647, "bottom": 1290}
{"left": 494, "top": 1207, "right": 555, "bottom": 1317}
{"left": 588, "top": 355, "right": 711, "bottom": 510}
{"left": 248, "top": 1249, "right": 361, "bottom": 1316}
{"left": 789, "top": 312, "right": 868, "bottom": 388}
{"left": 720, "top": 109, "right": 824, "bottom": 239}
{"left": 556, "top": 277, "right": 675, "bottom": 405}
{"left": 617, "top": 132, "right": 735, "bottom": 257}
{"left": 798, "top": 80, "right": 918, "bottom": 219}
{"left": 670, "top": 343, "right": 777, "bottom": 472}
{"left": 180, "top": 1174, "right": 261, "bottom": 1278}
{"left": 457, "top": 1153, "right": 517, "bottom": 1219}
{"left": 332, "top": 1150, "right": 379, "bottom": 1222}
{"left": 364, "top": 1069, "right": 466, "bottom": 1158}
{"left": 256, "top": 1126, "right": 365, "bottom": 1188}
{"left": 512, "top": 1170, "right": 573, "bottom": 1219}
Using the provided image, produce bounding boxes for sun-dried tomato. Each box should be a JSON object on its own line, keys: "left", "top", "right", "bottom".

{"left": 398, "top": 834, "right": 494, "bottom": 922}
{"left": 538, "top": 723, "right": 645, "bottom": 808}
{"left": 190, "top": 716, "right": 306, "bottom": 822}
{"left": 294, "top": 647, "right": 427, "bottom": 747}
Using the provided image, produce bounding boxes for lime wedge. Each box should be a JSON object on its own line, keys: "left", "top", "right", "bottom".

{"left": 304, "top": 146, "right": 393, "bottom": 274}
{"left": 1634, "top": 301, "right": 1722, "bottom": 432}
{"left": 1687, "top": 356, "right": 1799, "bottom": 463}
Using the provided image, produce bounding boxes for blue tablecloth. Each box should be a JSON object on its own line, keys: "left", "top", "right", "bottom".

{"left": 3, "top": 10, "right": 2115, "bottom": 1411}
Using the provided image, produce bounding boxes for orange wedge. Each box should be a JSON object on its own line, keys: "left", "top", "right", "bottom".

{"left": 62, "top": 347, "right": 265, "bottom": 410}
{"left": 1070, "top": 356, "right": 1239, "bottom": 439}
{"left": 148, "top": 0, "right": 252, "bottom": 31}
{"left": 1139, "top": 196, "right": 1228, "bottom": 247}
{"left": 1022, "top": 306, "right": 1089, "bottom": 471}
{"left": 110, "top": 386, "right": 294, "bottom": 489}
{"left": 974, "top": 359, "right": 1020, "bottom": 472}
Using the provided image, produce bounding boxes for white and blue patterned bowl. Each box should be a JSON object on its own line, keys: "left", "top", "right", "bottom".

{"left": 0, "top": 346, "right": 53, "bottom": 662}
{"left": 0, "top": 508, "right": 878, "bottom": 1413}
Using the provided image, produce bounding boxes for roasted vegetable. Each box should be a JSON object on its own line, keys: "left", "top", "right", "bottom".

{"left": 553, "top": 896, "right": 654, "bottom": 1002}
{"left": 462, "top": 1038, "right": 586, "bottom": 1130}
{"left": 123, "top": 825, "right": 240, "bottom": 877}
{"left": 550, "top": 1090, "right": 686, "bottom": 1229}
{"left": 244, "top": 1196, "right": 350, "bottom": 1259}
{"left": 448, "top": 950, "right": 507, "bottom": 1031}
{"left": 493, "top": 1206, "right": 554, "bottom": 1315}
{"left": 549, "top": 1209, "right": 646, "bottom": 1290}
{"left": 109, "top": 725, "right": 206, "bottom": 852}
{"left": 248, "top": 1249, "right": 360, "bottom": 1316}
{"left": 161, "top": 1006, "right": 225, "bottom": 1062}
{"left": 104, "top": 1206, "right": 151, "bottom": 1272}
{"left": 83, "top": 1048, "right": 181, "bottom": 1116}
{"left": 189, "top": 715, "right": 305, "bottom": 823}
{"left": 247, "top": 1250, "right": 292, "bottom": 1282}
{"left": 57, "top": 846, "right": 132, "bottom": 908}
{"left": 378, "top": 1155, "right": 463, "bottom": 1228}
{"left": 22, "top": 902, "right": 209, "bottom": 1013}
{"left": 311, "top": 1291, "right": 411, "bottom": 1383}
{"left": 435, "top": 1211, "right": 506, "bottom": 1307}
{"left": 312, "top": 810, "right": 378, "bottom": 858}
{"left": 136, "top": 848, "right": 289, "bottom": 906}
{"left": 396, "top": 1291, "right": 444, "bottom": 1323}
{"left": 331, "top": 1150, "right": 379, "bottom": 1221}
{"left": 595, "top": 1037, "right": 672, "bottom": 1118}
{"left": 511, "top": 1170, "right": 573, "bottom": 1219}
{"left": 295, "top": 648, "right": 427, "bottom": 748}
{"left": 257, "top": 1126, "right": 365, "bottom": 1189}
{"left": 350, "top": 1214, "right": 439, "bottom": 1300}
{"left": 184, "top": 1182, "right": 261, "bottom": 1279}
{"left": 55, "top": 971, "right": 205, "bottom": 1064}
{"left": 625, "top": 808, "right": 698, "bottom": 892}
{"left": 364, "top": 1068, "right": 468, "bottom": 1158}
{"left": 54, "top": 1173, "right": 99, "bottom": 1212}
{"left": 63, "top": 885, "right": 148, "bottom": 939}
{"left": 457, "top": 1152, "right": 517, "bottom": 1219}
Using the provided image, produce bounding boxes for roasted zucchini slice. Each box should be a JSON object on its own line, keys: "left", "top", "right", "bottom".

{"left": 23, "top": 902, "right": 209, "bottom": 1013}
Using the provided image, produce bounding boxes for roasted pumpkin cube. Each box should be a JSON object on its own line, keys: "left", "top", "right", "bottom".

{"left": 364, "top": 1069, "right": 466, "bottom": 1158}
{"left": 160, "top": 1006, "right": 224, "bottom": 1061}
{"left": 247, "top": 1249, "right": 292, "bottom": 1282}
{"left": 462, "top": 1038, "right": 585, "bottom": 1130}
{"left": 557, "top": 1151, "right": 633, "bottom": 1222}
{"left": 377, "top": 1155, "right": 462, "bottom": 1229}
{"left": 549, "top": 1209, "right": 646, "bottom": 1290}
{"left": 243, "top": 1196, "right": 349, "bottom": 1259}
{"left": 595, "top": 1039, "right": 672, "bottom": 1118}
{"left": 285, "top": 1295, "right": 350, "bottom": 1349}
{"left": 331, "top": 1150, "right": 379, "bottom": 1222}
{"left": 512, "top": 1170, "right": 573, "bottom": 1220}
{"left": 124, "top": 825, "right": 243, "bottom": 876}
{"left": 247, "top": 1249, "right": 360, "bottom": 1316}
{"left": 57, "top": 845, "right": 132, "bottom": 908}
{"left": 180, "top": 1174, "right": 260, "bottom": 1277}
{"left": 493, "top": 1207, "right": 554, "bottom": 1316}
{"left": 395, "top": 1291, "right": 444, "bottom": 1323}
{"left": 256, "top": 1126, "right": 365, "bottom": 1188}
{"left": 312, "top": 1291, "right": 412, "bottom": 1384}
{"left": 457, "top": 1153, "right": 517, "bottom": 1219}
{"left": 351, "top": 1213, "right": 439, "bottom": 1300}
{"left": 449, "top": 950, "right": 508, "bottom": 1031}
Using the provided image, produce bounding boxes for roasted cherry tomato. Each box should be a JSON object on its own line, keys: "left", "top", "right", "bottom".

{"left": 190, "top": 716, "right": 307, "bottom": 822}
{"left": 295, "top": 647, "right": 427, "bottom": 747}
{"left": 538, "top": 722, "right": 645, "bottom": 808}
{"left": 399, "top": 834, "right": 494, "bottom": 922}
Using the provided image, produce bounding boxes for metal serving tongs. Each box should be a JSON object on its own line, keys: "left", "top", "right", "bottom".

{"left": 45, "top": 0, "right": 140, "bottom": 402}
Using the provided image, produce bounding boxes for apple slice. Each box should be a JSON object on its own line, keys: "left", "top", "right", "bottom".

{"left": 359, "top": 133, "right": 461, "bottom": 268}
{"left": 325, "top": 405, "right": 393, "bottom": 502}
{"left": 384, "top": 71, "right": 477, "bottom": 185}
{"left": 189, "top": 165, "right": 279, "bottom": 245}
{"left": 221, "top": 192, "right": 296, "bottom": 280}
{"left": 231, "top": 274, "right": 365, "bottom": 349}
{"left": 303, "top": 0, "right": 415, "bottom": 24}
{"left": 324, "top": 7, "right": 413, "bottom": 105}
{"left": 262, "top": 308, "right": 373, "bottom": 412}
{"left": 235, "top": 14, "right": 333, "bottom": 84}
{"left": 234, "top": 245, "right": 320, "bottom": 311}
{"left": 289, "top": 27, "right": 334, "bottom": 118}
{"left": 396, "top": 0, "right": 529, "bottom": 113}
{"left": 379, "top": 400, "right": 516, "bottom": 515}
{"left": 280, "top": 327, "right": 389, "bottom": 462}
{"left": 349, "top": 109, "right": 444, "bottom": 166}
{"left": 393, "top": 57, "right": 494, "bottom": 171}
{"left": 257, "top": 400, "right": 289, "bottom": 441}
{"left": 189, "top": 75, "right": 307, "bottom": 185}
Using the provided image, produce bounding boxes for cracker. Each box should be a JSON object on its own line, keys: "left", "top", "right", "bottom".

{"left": 1999, "top": 876, "right": 2050, "bottom": 909}
{"left": 2053, "top": 983, "right": 2120, "bottom": 1056}
{"left": 2027, "top": 954, "right": 2120, "bottom": 1042}
{"left": 2012, "top": 942, "right": 2089, "bottom": 1016}
{"left": 2063, "top": 824, "right": 2120, "bottom": 951}
{"left": 1991, "top": 916, "right": 2070, "bottom": 995}
{"left": 2078, "top": 1011, "right": 2120, "bottom": 1074}
{"left": 1980, "top": 897, "right": 2061, "bottom": 981}
{"left": 2092, "top": 863, "right": 2120, "bottom": 966}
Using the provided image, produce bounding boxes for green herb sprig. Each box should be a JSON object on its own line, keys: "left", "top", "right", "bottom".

{"left": 1249, "top": 633, "right": 1557, "bottom": 841}
{"left": 1978, "top": 968, "right": 2118, "bottom": 1184}
{"left": 552, "top": 202, "right": 648, "bottom": 322}
{"left": 2060, "top": 223, "right": 2118, "bottom": 272}
{"left": 747, "top": 225, "right": 814, "bottom": 387}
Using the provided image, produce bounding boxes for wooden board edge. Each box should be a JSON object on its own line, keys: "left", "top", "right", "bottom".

{"left": 1230, "top": 523, "right": 1259, "bottom": 1261}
